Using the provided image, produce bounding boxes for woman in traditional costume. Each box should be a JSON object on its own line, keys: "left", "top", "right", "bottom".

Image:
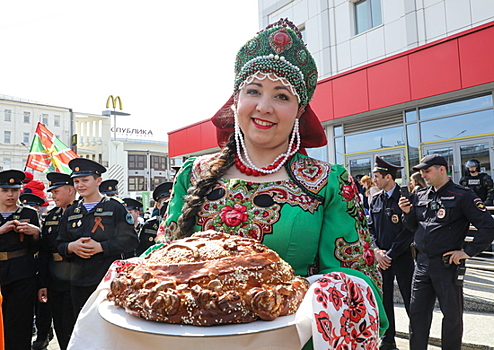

{"left": 149, "top": 18, "right": 388, "bottom": 348}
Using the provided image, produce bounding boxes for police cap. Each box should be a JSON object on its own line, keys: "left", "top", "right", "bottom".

{"left": 0, "top": 170, "right": 25, "bottom": 189}
{"left": 69, "top": 158, "right": 106, "bottom": 178}
{"left": 100, "top": 179, "right": 119, "bottom": 195}
{"left": 413, "top": 154, "right": 448, "bottom": 170}
{"left": 373, "top": 155, "right": 403, "bottom": 178}
{"left": 123, "top": 198, "right": 142, "bottom": 211}
{"left": 20, "top": 193, "right": 46, "bottom": 207}
{"left": 47, "top": 172, "right": 73, "bottom": 191}
{"left": 152, "top": 182, "right": 173, "bottom": 202}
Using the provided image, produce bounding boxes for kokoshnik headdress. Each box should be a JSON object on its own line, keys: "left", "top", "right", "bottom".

{"left": 212, "top": 18, "right": 327, "bottom": 150}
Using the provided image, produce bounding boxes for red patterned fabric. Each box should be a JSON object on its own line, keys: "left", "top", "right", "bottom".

{"left": 310, "top": 272, "right": 379, "bottom": 349}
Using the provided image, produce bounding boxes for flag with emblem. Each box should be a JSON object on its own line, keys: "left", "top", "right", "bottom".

{"left": 25, "top": 122, "right": 79, "bottom": 174}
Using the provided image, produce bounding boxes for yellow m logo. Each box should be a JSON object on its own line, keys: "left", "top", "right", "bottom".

{"left": 106, "top": 95, "right": 123, "bottom": 110}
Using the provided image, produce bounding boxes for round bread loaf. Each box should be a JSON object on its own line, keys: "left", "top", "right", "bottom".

{"left": 108, "top": 230, "right": 309, "bottom": 325}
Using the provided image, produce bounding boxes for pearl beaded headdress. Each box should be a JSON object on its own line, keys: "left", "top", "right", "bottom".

{"left": 212, "top": 18, "right": 327, "bottom": 150}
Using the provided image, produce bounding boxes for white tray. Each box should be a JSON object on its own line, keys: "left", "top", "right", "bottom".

{"left": 98, "top": 300, "right": 297, "bottom": 337}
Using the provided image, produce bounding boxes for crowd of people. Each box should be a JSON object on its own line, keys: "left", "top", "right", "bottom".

{"left": 1, "top": 17, "right": 494, "bottom": 350}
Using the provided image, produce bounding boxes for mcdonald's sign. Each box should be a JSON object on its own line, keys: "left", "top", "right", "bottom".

{"left": 106, "top": 95, "right": 123, "bottom": 110}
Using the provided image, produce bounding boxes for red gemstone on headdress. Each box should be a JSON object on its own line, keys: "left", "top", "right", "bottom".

{"left": 273, "top": 32, "right": 290, "bottom": 47}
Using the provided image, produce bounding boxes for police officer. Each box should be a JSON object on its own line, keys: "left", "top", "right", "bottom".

{"left": 136, "top": 182, "right": 172, "bottom": 256}
{"left": 121, "top": 198, "right": 143, "bottom": 258}
{"left": 0, "top": 170, "right": 41, "bottom": 350}
{"left": 369, "top": 156, "right": 414, "bottom": 350}
{"left": 37, "top": 172, "right": 77, "bottom": 350}
{"left": 399, "top": 154, "right": 494, "bottom": 350}
{"left": 99, "top": 179, "right": 119, "bottom": 197}
{"left": 459, "top": 158, "right": 494, "bottom": 205}
{"left": 57, "top": 158, "right": 139, "bottom": 319}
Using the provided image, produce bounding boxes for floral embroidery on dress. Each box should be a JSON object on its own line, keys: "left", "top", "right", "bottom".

{"left": 334, "top": 172, "right": 382, "bottom": 290}
{"left": 311, "top": 272, "right": 379, "bottom": 349}
{"left": 290, "top": 157, "right": 330, "bottom": 194}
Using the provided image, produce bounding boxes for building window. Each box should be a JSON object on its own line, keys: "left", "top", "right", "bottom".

{"left": 3, "top": 158, "right": 11, "bottom": 169}
{"left": 54, "top": 115, "right": 60, "bottom": 127}
{"left": 4, "top": 109, "right": 11, "bottom": 121}
{"left": 4, "top": 131, "right": 11, "bottom": 143}
{"left": 42, "top": 114, "right": 49, "bottom": 125}
{"left": 151, "top": 177, "right": 167, "bottom": 191}
{"left": 128, "top": 154, "right": 147, "bottom": 170}
{"left": 355, "top": 0, "right": 382, "bottom": 34}
{"left": 23, "top": 133, "right": 30, "bottom": 143}
{"left": 151, "top": 155, "right": 166, "bottom": 170}
{"left": 128, "top": 176, "right": 146, "bottom": 191}
{"left": 24, "top": 111, "right": 30, "bottom": 123}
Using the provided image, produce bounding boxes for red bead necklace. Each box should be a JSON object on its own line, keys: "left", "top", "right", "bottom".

{"left": 234, "top": 153, "right": 288, "bottom": 176}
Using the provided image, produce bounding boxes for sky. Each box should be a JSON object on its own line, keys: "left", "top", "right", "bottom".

{"left": 0, "top": 1, "right": 259, "bottom": 142}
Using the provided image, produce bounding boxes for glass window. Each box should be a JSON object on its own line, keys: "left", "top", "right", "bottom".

{"left": 334, "top": 125, "right": 343, "bottom": 137}
{"left": 3, "top": 158, "right": 11, "bottom": 169}
{"left": 128, "top": 177, "right": 146, "bottom": 191}
{"left": 345, "top": 126, "right": 404, "bottom": 154}
{"left": 54, "top": 115, "right": 61, "bottom": 127}
{"left": 24, "top": 112, "right": 30, "bottom": 123}
{"left": 151, "top": 155, "right": 166, "bottom": 170}
{"left": 128, "top": 154, "right": 147, "bottom": 170}
{"left": 152, "top": 177, "right": 167, "bottom": 191}
{"left": 406, "top": 124, "right": 420, "bottom": 174}
{"left": 23, "top": 133, "right": 30, "bottom": 143}
{"left": 355, "top": 0, "right": 382, "bottom": 34}
{"left": 460, "top": 143, "right": 490, "bottom": 177}
{"left": 405, "top": 110, "right": 417, "bottom": 122}
{"left": 42, "top": 114, "right": 49, "bottom": 125}
{"left": 335, "top": 137, "right": 344, "bottom": 165}
{"left": 307, "top": 145, "right": 328, "bottom": 162}
{"left": 420, "top": 109, "right": 494, "bottom": 143}
{"left": 4, "top": 109, "right": 11, "bottom": 121}
{"left": 4, "top": 131, "right": 11, "bottom": 143}
{"left": 419, "top": 95, "right": 492, "bottom": 120}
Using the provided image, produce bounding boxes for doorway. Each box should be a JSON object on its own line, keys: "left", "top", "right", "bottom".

{"left": 346, "top": 148, "right": 406, "bottom": 185}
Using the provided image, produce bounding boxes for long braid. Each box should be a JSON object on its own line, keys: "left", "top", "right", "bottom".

{"left": 176, "top": 134, "right": 236, "bottom": 238}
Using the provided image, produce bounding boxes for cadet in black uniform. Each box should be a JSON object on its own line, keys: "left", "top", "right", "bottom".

{"left": 121, "top": 198, "right": 143, "bottom": 258}
{"left": 57, "top": 159, "right": 139, "bottom": 319}
{"left": 19, "top": 193, "right": 56, "bottom": 350}
{"left": 38, "top": 172, "right": 77, "bottom": 350}
{"left": 136, "top": 182, "right": 172, "bottom": 256}
{"left": 369, "top": 156, "right": 414, "bottom": 350}
{"left": 99, "top": 179, "right": 119, "bottom": 197}
{"left": 0, "top": 170, "right": 41, "bottom": 350}
{"left": 399, "top": 154, "right": 494, "bottom": 350}
{"left": 459, "top": 158, "right": 494, "bottom": 205}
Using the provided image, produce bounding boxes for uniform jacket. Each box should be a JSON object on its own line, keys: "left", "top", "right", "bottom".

{"left": 38, "top": 205, "right": 72, "bottom": 291}
{"left": 57, "top": 196, "right": 139, "bottom": 287}
{"left": 404, "top": 180, "right": 494, "bottom": 258}
{"left": 459, "top": 173, "right": 494, "bottom": 205}
{"left": 136, "top": 216, "right": 161, "bottom": 257}
{"left": 0, "top": 204, "right": 40, "bottom": 285}
{"left": 368, "top": 184, "right": 414, "bottom": 259}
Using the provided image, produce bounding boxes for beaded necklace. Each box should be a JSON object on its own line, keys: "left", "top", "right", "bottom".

{"left": 234, "top": 117, "right": 300, "bottom": 176}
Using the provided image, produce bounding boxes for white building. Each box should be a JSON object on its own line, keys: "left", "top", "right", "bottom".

{"left": 0, "top": 95, "right": 72, "bottom": 172}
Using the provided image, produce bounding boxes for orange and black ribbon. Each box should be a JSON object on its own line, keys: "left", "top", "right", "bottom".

{"left": 91, "top": 217, "right": 105, "bottom": 233}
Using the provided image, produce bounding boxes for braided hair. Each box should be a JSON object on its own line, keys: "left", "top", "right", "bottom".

{"left": 176, "top": 133, "right": 236, "bottom": 238}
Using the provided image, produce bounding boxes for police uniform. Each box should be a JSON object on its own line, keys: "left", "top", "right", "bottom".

{"left": 368, "top": 156, "right": 414, "bottom": 350}
{"left": 459, "top": 173, "right": 494, "bottom": 205}
{"left": 121, "top": 198, "right": 143, "bottom": 258}
{"left": 56, "top": 159, "right": 139, "bottom": 317}
{"left": 0, "top": 170, "right": 41, "bottom": 350}
{"left": 37, "top": 172, "right": 76, "bottom": 350}
{"left": 404, "top": 154, "right": 494, "bottom": 350}
{"left": 136, "top": 182, "right": 172, "bottom": 256}
{"left": 99, "top": 179, "right": 119, "bottom": 197}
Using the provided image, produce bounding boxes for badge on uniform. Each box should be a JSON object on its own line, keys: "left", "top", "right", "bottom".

{"left": 96, "top": 207, "right": 103, "bottom": 213}
{"left": 74, "top": 207, "right": 81, "bottom": 214}
{"left": 148, "top": 236, "right": 154, "bottom": 242}
{"left": 13, "top": 215, "right": 20, "bottom": 220}
{"left": 437, "top": 208, "right": 446, "bottom": 219}
{"left": 474, "top": 198, "right": 487, "bottom": 212}
{"left": 391, "top": 214, "right": 400, "bottom": 224}
{"left": 72, "top": 222, "right": 77, "bottom": 228}
{"left": 126, "top": 213, "right": 134, "bottom": 225}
